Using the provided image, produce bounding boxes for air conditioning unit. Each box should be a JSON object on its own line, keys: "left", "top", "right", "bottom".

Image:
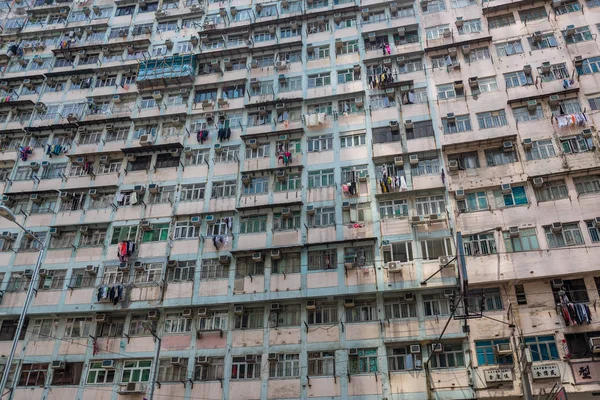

{"left": 410, "top": 344, "right": 421, "bottom": 354}
{"left": 86, "top": 265, "right": 98, "bottom": 275}
{"left": 432, "top": 343, "right": 443, "bottom": 353}
{"left": 241, "top": 174, "right": 251, "bottom": 186}
{"left": 152, "top": 91, "right": 162, "bottom": 100}
{"left": 446, "top": 113, "right": 456, "bottom": 123}
{"left": 140, "top": 220, "right": 152, "bottom": 231}
{"left": 582, "top": 128, "right": 593, "bottom": 138}
{"left": 119, "top": 262, "right": 129, "bottom": 271}
{"left": 148, "top": 184, "right": 159, "bottom": 194}
{"left": 139, "top": 134, "right": 154, "bottom": 145}
{"left": 355, "top": 97, "right": 363, "bottom": 108}
{"left": 594, "top": 216, "right": 600, "bottom": 228}
{"left": 133, "top": 261, "right": 144, "bottom": 271}
{"left": 247, "top": 139, "right": 258, "bottom": 149}
{"left": 522, "top": 138, "right": 533, "bottom": 149}
{"left": 509, "top": 226, "right": 520, "bottom": 238}
{"left": 409, "top": 154, "right": 419, "bottom": 165}
{"left": 551, "top": 278, "right": 563, "bottom": 288}
{"left": 495, "top": 343, "right": 513, "bottom": 355}
{"left": 390, "top": 120, "right": 399, "bottom": 131}
{"left": 532, "top": 31, "right": 543, "bottom": 42}
{"left": 394, "top": 156, "right": 404, "bottom": 167}
{"left": 252, "top": 252, "right": 263, "bottom": 262}
{"left": 527, "top": 100, "right": 538, "bottom": 111}
{"left": 344, "top": 298, "right": 355, "bottom": 308}
{"left": 342, "top": 202, "right": 351, "bottom": 210}
{"left": 95, "top": 313, "right": 108, "bottom": 322}
{"left": 147, "top": 310, "right": 159, "bottom": 320}
{"left": 448, "top": 47, "right": 457, "bottom": 57}
{"left": 51, "top": 361, "right": 65, "bottom": 369}
{"left": 271, "top": 249, "right": 281, "bottom": 260}
{"left": 551, "top": 222, "right": 563, "bottom": 233}
{"left": 306, "top": 300, "right": 316, "bottom": 310}
{"left": 574, "top": 56, "right": 583, "bottom": 66}
{"left": 99, "top": 155, "right": 110, "bottom": 165}
{"left": 468, "top": 76, "right": 478, "bottom": 88}
{"left": 503, "top": 141, "right": 514, "bottom": 152}
{"left": 234, "top": 305, "right": 244, "bottom": 315}
{"left": 566, "top": 24, "right": 575, "bottom": 36}
{"left": 439, "top": 256, "right": 454, "bottom": 267}
{"left": 245, "top": 354, "right": 256, "bottom": 363}
{"left": 170, "top": 357, "right": 183, "bottom": 366}
{"left": 276, "top": 170, "right": 286, "bottom": 182}
{"left": 218, "top": 255, "right": 231, "bottom": 265}
{"left": 404, "top": 293, "right": 416, "bottom": 302}
{"left": 167, "top": 260, "right": 178, "bottom": 269}
{"left": 387, "top": 262, "right": 402, "bottom": 273}
{"left": 532, "top": 177, "right": 544, "bottom": 188}
{"left": 306, "top": 205, "right": 315, "bottom": 215}
{"left": 133, "top": 185, "right": 145, "bottom": 194}
{"left": 589, "top": 337, "right": 600, "bottom": 353}
{"left": 523, "top": 65, "right": 532, "bottom": 75}
{"left": 501, "top": 183, "right": 512, "bottom": 194}
{"left": 548, "top": 94, "right": 560, "bottom": 106}
{"left": 30, "top": 162, "right": 40, "bottom": 171}
{"left": 198, "top": 308, "right": 209, "bottom": 317}
{"left": 38, "top": 269, "right": 48, "bottom": 277}
{"left": 102, "top": 360, "right": 115, "bottom": 369}
{"left": 23, "top": 269, "right": 33, "bottom": 278}
{"left": 0, "top": 232, "right": 14, "bottom": 241}
{"left": 49, "top": 227, "right": 60, "bottom": 237}
{"left": 30, "top": 194, "right": 41, "bottom": 204}
{"left": 455, "top": 189, "right": 465, "bottom": 200}
{"left": 349, "top": 348, "right": 358, "bottom": 356}
{"left": 205, "top": 215, "right": 215, "bottom": 222}
{"left": 80, "top": 226, "right": 90, "bottom": 235}
{"left": 196, "top": 356, "right": 210, "bottom": 364}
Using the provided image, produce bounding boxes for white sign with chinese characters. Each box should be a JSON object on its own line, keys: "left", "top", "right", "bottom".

{"left": 485, "top": 368, "right": 514, "bottom": 383}
{"left": 531, "top": 364, "right": 560, "bottom": 380}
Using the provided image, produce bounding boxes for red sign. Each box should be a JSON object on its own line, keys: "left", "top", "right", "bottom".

{"left": 553, "top": 387, "right": 567, "bottom": 400}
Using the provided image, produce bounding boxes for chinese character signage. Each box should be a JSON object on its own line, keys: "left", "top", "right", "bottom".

{"left": 531, "top": 364, "right": 559, "bottom": 380}
{"left": 570, "top": 361, "right": 600, "bottom": 384}
{"left": 485, "top": 368, "right": 513, "bottom": 383}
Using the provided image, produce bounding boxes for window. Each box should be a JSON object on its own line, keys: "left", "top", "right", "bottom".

{"left": 457, "top": 191, "right": 488, "bottom": 212}
{"left": 426, "top": 25, "right": 450, "bottom": 40}
{"left": 412, "top": 155, "right": 440, "bottom": 176}
{"left": 588, "top": 221, "right": 600, "bottom": 243}
{"left": 274, "top": 174, "right": 300, "bottom": 192}
{"left": 574, "top": 175, "right": 600, "bottom": 195}
{"left": 458, "top": 19, "right": 481, "bottom": 34}
{"left": 564, "top": 26, "right": 592, "bottom": 44}
{"left": 245, "top": 143, "right": 269, "bottom": 159}
{"left": 535, "top": 180, "right": 568, "bottom": 202}
{"left": 234, "top": 308, "right": 264, "bottom": 329}
{"left": 64, "top": 318, "right": 92, "bottom": 338}
{"left": 524, "top": 336, "right": 559, "bottom": 362}
{"left": 14, "top": 166, "right": 33, "bottom": 181}
{"left": 211, "top": 181, "right": 236, "bottom": 198}
{"left": 141, "top": 224, "right": 169, "bottom": 243}
{"left": 415, "top": 195, "right": 445, "bottom": 216}
{"left": 388, "top": 346, "right": 422, "bottom": 371}
{"left": 494, "top": 185, "right": 528, "bottom": 207}
{"left": 308, "top": 352, "right": 335, "bottom": 376}
{"left": 166, "top": 260, "right": 195, "bottom": 282}
{"left": 485, "top": 148, "right": 517, "bottom": 166}
{"left": 272, "top": 304, "right": 301, "bottom": 327}
{"left": 475, "top": 339, "right": 513, "bottom": 366}
{"left": 349, "top": 349, "right": 378, "bottom": 374}
{"left": 437, "top": 83, "right": 458, "bottom": 100}
{"left": 529, "top": 34, "right": 559, "bottom": 50}
{"left": 110, "top": 226, "right": 138, "bottom": 245}
{"left": 206, "top": 216, "right": 233, "bottom": 237}
{"left": 180, "top": 183, "right": 205, "bottom": 202}
{"left": 519, "top": 6, "right": 547, "bottom": 21}
{"left": 164, "top": 313, "right": 192, "bottom": 334}
{"left": 379, "top": 199, "right": 409, "bottom": 218}
{"left": 513, "top": 105, "right": 544, "bottom": 123}
{"left": 423, "top": 293, "right": 450, "bottom": 316}
{"left": 561, "top": 135, "right": 594, "bottom": 154}
{"left": 441, "top": 114, "right": 471, "bottom": 134}
{"left": 200, "top": 259, "right": 228, "bottom": 280}
{"left": 503, "top": 228, "right": 539, "bottom": 252}
{"left": 87, "top": 361, "right": 116, "bottom": 384}
{"left": 20, "top": 232, "right": 46, "bottom": 252}
{"left": 421, "top": 238, "right": 453, "bottom": 260}
{"left": 307, "top": 302, "right": 338, "bottom": 324}
{"left": 346, "top": 300, "right": 377, "bottom": 322}
{"left": 18, "top": 364, "right": 48, "bottom": 387}
{"left": 307, "top": 72, "right": 331, "bottom": 88}
{"left": 384, "top": 298, "right": 417, "bottom": 319}
{"left": 29, "top": 318, "right": 59, "bottom": 340}
{"left": 69, "top": 268, "right": 95, "bottom": 288}
{"left": 488, "top": 13, "right": 515, "bottom": 29}
{"left": 307, "top": 249, "right": 337, "bottom": 271}
{"left": 243, "top": 177, "right": 268, "bottom": 195}
{"left": 269, "top": 354, "right": 300, "bottom": 378}
{"left": 308, "top": 170, "right": 334, "bottom": 188}
{"left": 52, "top": 362, "right": 83, "bottom": 386}
{"left": 468, "top": 288, "right": 503, "bottom": 311}
{"left": 552, "top": 278, "right": 589, "bottom": 303}
{"left": 231, "top": 356, "right": 261, "bottom": 379}
{"left": 280, "top": 76, "right": 302, "bottom": 92}
{"left": 215, "top": 146, "right": 239, "bottom": 163}
{"left": 589, "top": 95, "right": 600, "bottom": 110}
{"left": 398, "top": 58, "right": 424, "bottom": 74}
{"left": 526, "top": 140, "right": 556, "bottom": 160}
{"left": 496, "top": 40, "right": 524, "bottom": 56}
{"left": 308, "top": 45, "right": 330, "bottom": 60}
{"left": 463, "top": 234, "right": 496, "bottom": 255}
{"left": 344, "top": 246, "right": 374, "bottom": 267}
{"left": 195, "top": 357, "right": 224, "bottom": 381}
{"left": 239, "top": 215, "right": 267, "bottom": 234}
{"left": 133, "top": 262, "right": 163, "bottom": 284}
{"left": 338, "top": 40, "right": 358, "bottom": 55}
{"left": 515, "top": 285, "right": 527, "bottom": 305}
{"left": 469, "top": 46, "right": 491, "bottom": 62}
{"left": 50, "top": 231, "right": 76, "bottom": 249}
{"left": 122, "top": 360, "right": 152, "bottom": 383}
{"left": 340, "top": 133, "right": 366, "bottom": 148}
{"left": 430, "top": 343, "right": 465, "bottom": 368}
{"left": 96, "top": 317, "right": 125, "bottom": 337}
{"left": 338, "top": 68, "right": 360, "bottom": 84}
{"left": 555, "top": 0, "right": 581, "bottom": 14}
{"left": 545, "top": 223, "right": 584, "bottom": 248}
{"left": 173, "top": 219, "right": 200, "bottom": 240}
{"left": 6, "top": 272, "right": 31, "bottom": 292}
{"left": 578, "top": 56, "right": 600, "bottom": 76}
{"left": 406, "top": 120, "right": 434, "bottom": 139}
{"left": 541, "top": 63, "right": 569, "bottom": 82}
{"left": 478, "top": 77, "right": 498, "bottom": 92}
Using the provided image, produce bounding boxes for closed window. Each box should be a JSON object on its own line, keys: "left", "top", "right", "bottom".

{"left": 87, "top": 362, "right": 115, "bottom": 384}
{"left": 231, "top": 356, "right": 261, "bottom": 379}
{"left": 545, "top": 223, "right": 584, "bottom": 248}
{"left": 564, "top": 25, "right": 592, "bottom": 44}
{"left": 239, "top": 215, "right": 267, "bottom": 233}
{"left": 349, "top": 348, "right": 378, "bottom": 373}
{"left": 421, "top": 238, "right": 453, "bottom": 260}
{"left": 485, "top": 147, "right": 517, "bottom": 166}
{"left": 457, "top": 191, "right": 488, "bottom": 212}
{"left": 463, "top": 233, "right": 496, "bottom": 255}
{"left": 526, "top": 139, "right": 555, "bottom": 160}
{"left": 346, "top": 300, "right": 377, "bottom": 322}
{"left": 379, "top": 199, "right": 409, "bottom": 218}
{"left": 307, "top": 249, "right": 337, "bottom": 271}
{"left": 458, "top": 19, "right": 481, "bottom": 34}
{"left": 384, "top": 298, "right": 417, "bottom": 319}
{"left": 308, "top": 169, "right": 334, "bottom": 188}
{"left": 194, "top": 357, "right": 224, "bottom": 381}
{"left": 561, "top": 135, "right": 593, "bottom": 154}
{"left": 524, "top": 336, "right": 559, "bottom": 362}
{"left": 269, "top": 354, "right": 300, "bottom": 378}
{"left": 475, "top": 339, "right": 513, "bottom": 366}
{"left": 503, "top": 228, "right": 539, "bottom": 252}
{"left": 122, "top": 360, "right": 152, "bottom": 383}
{"left": 496, "top": 40, "right": 524, "bottom": 56}
{"left": 234, "top": 307, "right": 264, "bottom": 329}
{"left": 141, "top": 224, "right": 169, "bottom": 242}
{"left": 308, "top": 352, "right": 335, "bottom": 376}
{"left": 574, "top": 175, "right": 600, "bottom": 195}
{"left": 535, "top": 180, "right": 568, "bottom": 202}
{"left": 493, "top": 185, "right": 528, "bottom": 207}
{"left": 164, "top": 313, "right": 192, "bottom": 334}
{"left": 167, "top": 260, "right": 195, "bottom": 282}
{"left": 307, "top": 302, "right": 338, "bottom": 324}
{"left": 488, "top": 13, "right": 515, "bottom": 29}
{"left": 18, "top": 363, "right": 49, "bottom": 387}
{"left": 430, "top": 343, "right": 465, "bottom": 368}
{"left": 415, "top": 195, "right": 445, "bottom": 216}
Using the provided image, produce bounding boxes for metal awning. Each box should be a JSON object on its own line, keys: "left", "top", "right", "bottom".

{"left": 121, "top": 142, "right": 183, "bottom": 155}
{"left": 507, "top": 88, "right": 579, "bottom": 105}
{"left": 425, "top": 36, "right": 493, "bottom": 53}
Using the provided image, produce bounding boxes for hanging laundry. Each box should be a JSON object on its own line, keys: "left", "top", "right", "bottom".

{"left": 117, "top": 241, "right": 136, "bottom": 262}
{"left": 18, "top": 146, "right": 33, "bottom": 161}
